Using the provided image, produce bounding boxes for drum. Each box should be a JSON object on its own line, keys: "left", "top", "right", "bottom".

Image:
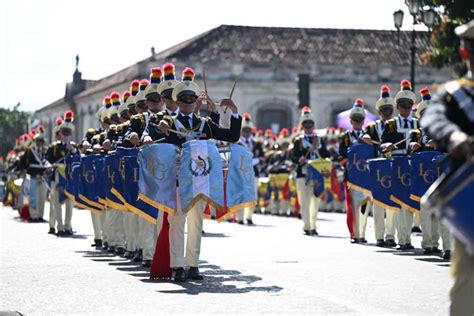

{"left": 422, "top": 160, "right": 474, "bottom": 255}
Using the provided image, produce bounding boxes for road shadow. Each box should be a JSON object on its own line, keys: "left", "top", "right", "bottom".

{"left": 56, "top": 234, "right": 90, "bottom": 240}
{"left": 139, "top": 260, "right": 283, "bottom": 295}
{"left": 416, "top": 257, "right": 448, "bottom": 263}
{"left": 202, "top": 232, "right": 228, "bottom": 238}
{"left": 315, "top": 234, "right": 347, "bottom": 239}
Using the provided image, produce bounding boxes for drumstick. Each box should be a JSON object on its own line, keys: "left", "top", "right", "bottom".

{"left": 224, "top": 80, "right": 237, "bottom": 113}
{"left": 203, "top": 69, "right": 208, "bottom": 94}
{"left": 382, "top": 136, "right": 411, "bottom": 153}
{"left": 169, "top": 129, "right": 188, "bottom": 137}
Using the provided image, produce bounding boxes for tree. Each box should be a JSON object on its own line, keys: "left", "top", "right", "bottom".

{"left": 422, "top": 0, "right": 473, "bottom": 70}
{"left": 0, "top": 103, "right": 30, "bottom": 157}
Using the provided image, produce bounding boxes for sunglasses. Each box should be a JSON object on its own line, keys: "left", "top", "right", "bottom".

{"left": 397, "top": 100, "right": 414, "bottom": 109}
{"left": 379, "top": 107, "right": 394, "bottom": 115}
{"left": 178, "top": 95, "right": 197, "bottom": 104}
{"left": 351, "top": 117, "right": 364, "bottom": 123}
{"left": 147, "top": 95, "right": 162, "bottom": 103}
{"left": 136, "top": 102, "right": 147, "bottom": 109}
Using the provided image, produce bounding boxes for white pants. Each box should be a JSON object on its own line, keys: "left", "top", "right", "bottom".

{"left": 372, "top": 203, "right": 386, "bottom": 241}
{"left": 124, "top": 212, "right": 139, "bottom": 252}
{"left": 101, "top": 209, "right": 109, "bottom": 244}
{"left": 49, "top": 181, "right": 58, "bottom": 229}
{"left": 385, "top": 209, "right": 397, "bottom": 241}
{"left": 236, "top": 206, "right": 254, "bottom": 221}
{"left": 358, "top": 201, "right": 370, "bottom": 239}
{"left": 413, "top": 212, "right": 421, "bottom": 228}
{"left": 105, "top": 209, "right": 125, "bottom": 248}
{"left": 420, "top": 206, "right": 451, "bottom": 250}
{"left": 185, "top": 199, "right": 207, "bottom": 267}
{"left": 156, "top": 211, "right": 186, "bottom": 268}
{"left": 91, "top": 212, "right": 102, "bottom": 240}
{"left": 138, "top": 216, "right": 156, "bottom": 260}
{"left": 29, "top": 177, "right": 47, "bottom": 219}
{"left": 56, "top": 198, "right": 73, "bottom": 231}
{"left": 296, "top": 178, "right": 320, "bottom": 231}
{"left": 450, "top": 238, "right": 474, "bottom": 316}
{"left": 397, "top": 208, "right": 413, "bottom": 245}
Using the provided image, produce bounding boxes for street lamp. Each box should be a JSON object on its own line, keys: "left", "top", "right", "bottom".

{"left": 393, "top": 0, "right": 435, "bottom": 89}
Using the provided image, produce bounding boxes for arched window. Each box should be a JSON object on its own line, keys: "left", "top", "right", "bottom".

{"left": 254, "top": 99, "right": 293, "bottom": 133}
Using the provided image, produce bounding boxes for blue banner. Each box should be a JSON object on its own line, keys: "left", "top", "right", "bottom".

{"left": 78, "top": 155, "right": 104, "bottom": 212}
{"left": 347, "top": 144, "right": 375, "bottom": 195}
{"left": 367, "top": 158, "right": 400, "bottom": 211}
{"left": 226, "top": 143, "right": 257, "bottom": 212}
{"left": 432, "top": 162, "right": 474, "bottom": 254}
{"left": 122, "top": 153, "right": 160, "bottom": 224}
{"left": 104, "top": 153, "right": 126, "bottom": 210}
{"left": 179, "top": 140, "right": 224, "bottom": 214}
{"left": 64, "top": 155, "right": 80, "bottom": 200}
{"left": 390, "top": 156, "right": 419, "bottom": 212}
{"left": 307, "top": 158, "right": 333, "bottom": 198}
{"left": 138, "top": 143, "right": 179, "bottom": 216}
{"left": 94, "top": 156, "right": 107, "bottom": 206}
{"left": 410, "top": 151, "right": 443, "bottom": 209}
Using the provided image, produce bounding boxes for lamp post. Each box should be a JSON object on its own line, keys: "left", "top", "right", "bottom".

{"left": 393, "top": 0, "right": 436, "bottom": 89}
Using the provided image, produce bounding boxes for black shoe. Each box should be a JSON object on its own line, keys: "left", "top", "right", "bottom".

{"left": 142, "top": 260, "right": 152, "bottom": 268}
{"left": 107, "top": 246, "right": 116, "bottom": 253}
{"left": 211, "top": 215, "right": 217, "bottom": 220}
{"left": 397, "top": 244, "right": 408, "bottom": 250}
{"left": 91, "top": 239, "right": 102, "bottom": 248}
{"left": 351, "top": 238, "right": 360, "bottom": 244}
{"left": 124, "top": 250, "right": 134, "bottom": 259}
{"left": 238, "top": 220, "right": 244, "bottom": 225}
{"left": 405, "top": 244, "right": 414, "bottom": 249}
{"left": 187, "top": 267, "right": 204, "bottom": 280}
{"left": 423, "top": 247, "right": 433, "bottom": 255}
{"left": 247, "top": 219, "right": 254, "bottom": 225}
{"left": 310, "top": 230, "right": 318, "bottom": 236}
{"left": 432, "top": 247, "right": 442, "bottom": 254}
{"left": 385, "top": 239, "right": 397, "bottom": 247}
{"left": 304, "top": 230, "right": 311, "bottom": 236}
{"left": 443, "top": 250, "right": 451, "bottom": 260}
{"left": 411, "top": 226, "right": 422, "bottom": 233}
{"left": 56, "top": 230, "right": 66, "bottom": 237}
{"left": 173, "top": 268, "right": 186, "bottom": 282}
{"left": 132, "top": 249, "right": 143, "bottom": 262}
{"left": 102, "top": 242, "right": 109, "bottom": 251}
{"left": 64, "top": 229, "right": 73, "bottom": 236}
{"left": 48, "top": 228, "right": 55, "bottom": 235}
{"left": 376, "top": 239, "right": 386, "bottom": 247}
{"left": 115, "top": 247, "right": 125, "bottom": 256}
{"left": 359, "top": 238, "right": 368, "bottom": 244}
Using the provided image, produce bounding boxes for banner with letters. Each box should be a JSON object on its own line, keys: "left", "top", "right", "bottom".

{"left": 410, "top": 151, "right": 443, "bottom": 210}
{"left": 226, "top": 143, "right": 257, "bottom": 214}
{"left": 390, "top": 156, "right": 419, "bottom": 213}
{"left": 347, "top": 144, "right": 375, "bottom": 195}
{"left": 138, "top": 143, "right": 179, "bottom": 216}
{"left": 368, "top": 158, "right": 400, "bottom": 211}
{"left": 306, "top": 158, "right": 333, "bottom": 198}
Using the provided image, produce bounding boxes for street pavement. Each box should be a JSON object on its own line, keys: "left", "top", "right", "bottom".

{"left": 1, "top": 204, "right": 452, "bottom": 315}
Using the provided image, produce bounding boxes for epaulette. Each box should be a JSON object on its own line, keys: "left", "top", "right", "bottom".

{"left": 130, "top": 114, "right": 146, "bottom": 129}
{"left": 386, "top": 119, "right": 397, "bottom": 133}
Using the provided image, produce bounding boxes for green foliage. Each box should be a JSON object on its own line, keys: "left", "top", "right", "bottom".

{"left": 423, "top": 0, "right": 474, "bottom": 68}
{"left": 0, "top": 104, "right": 30, "bottom": 157}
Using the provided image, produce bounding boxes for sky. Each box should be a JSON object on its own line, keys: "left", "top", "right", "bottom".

{"left": 0, "top": 0, "right": 432, "bottom": 112}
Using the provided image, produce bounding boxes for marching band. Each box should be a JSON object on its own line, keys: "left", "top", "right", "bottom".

{"left": 1, "top": 20, "right": 473, "bottom": 314}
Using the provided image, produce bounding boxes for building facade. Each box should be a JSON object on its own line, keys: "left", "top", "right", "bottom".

{"left": 34, "top": 25, "right": 452, "bottom": 141}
